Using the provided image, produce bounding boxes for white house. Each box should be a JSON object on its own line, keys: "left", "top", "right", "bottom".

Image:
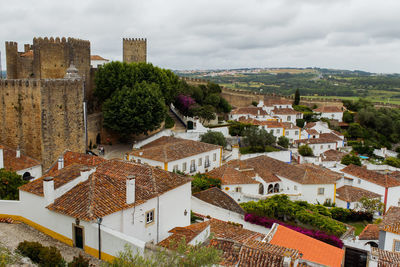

{"left": 313, "top": 106, "right": 344, "bottom": 122}
{"left": 0, "top": 152, "right": 192, "bottom": 261}
{"left": 294, "top": 138, "right": 338, "bottom": 156}
{"left": 259, "top": 98, "right": 293, "bottom": 113}
{"left": 340, "top": 165, "right": 400, "bottom": 212}
{"left": 304, "top": 121, "right": 332, "bottom": 134}
{"left": 335, "top": 185, "right": 381, "bottom": 210}
{"left": 281, "top": 122, "right": 302, "bottom": 143}
{"left": 229, "top": 107, "right": 272, "bottom": 121}
{"left": 270, "top": 108, "right": 303, "bottom": 124}
{"left": 90, "top": 55, "right": 109, "bottom": 68}
{"left": 378, "top": 206, "right": 400, "bottom": 253}
{"left": 319, "top": 149, "right": 348, "bottom": 168}
{"left": 127, "top": 136, "right": 222, "bottom": 174}
{"left": 0, "top": 144, "right": 42, "bottom": 180}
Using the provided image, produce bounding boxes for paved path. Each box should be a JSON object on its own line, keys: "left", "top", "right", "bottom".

{"left": 0, "top": 222, "right": 103, "bottom": 266}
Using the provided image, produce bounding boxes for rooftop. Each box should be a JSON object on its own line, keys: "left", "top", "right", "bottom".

{"left": 295, "top": 138, "right": 338, "bottom": 145}
{"left": 207, "top": 164, "right": 260, "bottom": 185}
{"left": 269, "top": 224, "right": 344, "bottom": 267}
{"left": 381, "top": 206, "right": 400, "bottom": 233}
{"left": 193, "top": 187, "right": 245, "bottom": 215}
{"left": 34, "top": 158, "right": 191, "bottom": 221}
{"left": 341, "top": 165, "right": 400, "bottom": 188}
{"left": 335, "top": 185, "right": 381, "bottom": 203}
{"left": 321, "top": 149, "right": 348, "bottom": 162}
{"left": 231, "top": 107, "right": 268, "bottom": 116}
{"left": 358, "top": 224, "right": 379, "bottom": 240}
{"left": 237, "top": 117, "right": 283, "bottom": 128}
{"left": 46, "top": 151, "right": 106, "bottom": 175}
{"left": 371, "top": 247, "right": 400, "bottom": 266}
{"left": 271, "top": 108, "right": 301, "bottom": 115}
{"left": 0, "top": 144, "right": 41, "bottom": 172}
{"left": 313, "top": 106, "right": 343, "bottom": 113}
{"left": 90, "top": 55, "right": 108, "bottom": 61}
{"left": 130, "top": 136, "right": 221, "bottom": 163}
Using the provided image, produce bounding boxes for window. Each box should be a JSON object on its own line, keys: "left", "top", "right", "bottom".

{"left": 190, "top": 160, "right": 196, "bottom": 173}
{"left": 182, "top": 162, "right": 187, "bottom": 171}
{"left": 394, "top": 240, "right": 400, "bottom": 252}
{"left": 295, "top": 131, "right": 298, "bottom": 136}
{"left": 398, "top": 198, "right": 400, "bottom": 206}
{"left": 328, "top": 145, "right": 331, "bottom": 149}
{"left": 320, "top": 145, "right": 323, "bottom": 149}
{"left": 205, "top": 155, "right": 210, "bottom": 167}
{"left": 277, "top": 129, "right": 280, "bottom": 134}
{"left": 173, "top": 165, "right": 178, "bottom": 171}
{"left": 235, "top": 187, "right": 242, "bottom": 193}
{"left": 137, "top": 159, "right": 141, "bottom": 164}
{"left": 213, "top": 153, "right": 217, "bottom": 161}
{"left": 358, "top": 179, "right": 361, "bottom": 184}
{"left": 146, "top": 210, "right": 154, "bottom": 225}
{"left": 287, "top": 116, "right": 291, "bottom": 121}
{"left": 294, "top": 185, "right": 297, "bottom": 191}
{"left": 198, "top": 158, "right": 202, "bottom": 166}
{"left": 318, "top": 188, "right": 325, "bottom": 195}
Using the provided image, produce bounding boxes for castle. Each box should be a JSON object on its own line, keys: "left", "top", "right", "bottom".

{"left": 1, "top": 36, "right": 147, "bottom": 169}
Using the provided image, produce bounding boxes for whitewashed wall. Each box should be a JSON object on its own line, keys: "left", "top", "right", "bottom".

{"left": 237, "top": 150, "right": 291, "bottom": 163}
{"left": 17, "top": 165, "right": 42, "bottom": 180}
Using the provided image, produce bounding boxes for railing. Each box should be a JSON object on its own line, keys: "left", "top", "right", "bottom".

{"left": 204, "top": 161, "right": 210, "bottom": 168}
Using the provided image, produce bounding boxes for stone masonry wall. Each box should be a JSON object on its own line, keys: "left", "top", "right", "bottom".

{"left": 123, "top": 38, "right": 147, "bottom": 63}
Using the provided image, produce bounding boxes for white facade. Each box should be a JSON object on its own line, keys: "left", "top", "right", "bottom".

{"left": 17, "top": 164, "right": 42, "bottom": 180}
{"left": 91, "top": 59, "right": 109, "bottom": 68}
{"left": 318, "top": 112, "right": 343, "bottom": 122}
{"left": 128, "top": 148, "right": 222, "bottom": 175}
{"left": 301, "top": 141, "right": 337, "bottom": 156}
{"left": 221, "top": 180, "right": 282, "bottom": 203}
{"left": 379, "top": 230, "right": 400, "bottom": 252}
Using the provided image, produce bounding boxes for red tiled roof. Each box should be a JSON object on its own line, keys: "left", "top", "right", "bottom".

{"left": 47, "top": 159, "right": 191, "bottom": 221}
{"left": 207, "top": 164, "right": 260, "bottom": 185}
{"left": 382, "top": 222, "right": 400, "bottom": 235}
{"left": 193, "top": 187, "right": 245, "bottom": 215}
{"left": 0, "top": 144, "right": 40, "bottom": 172}
{"left": 269, "top": 224, "right": 344, "bottom": 267}
{"left": 46, "top": 151, "right": 106, "bottom": 175}
{"left": 231, "top": 107, "right": 268, "bottom": 116}
{"left": 381, "top": 206, "right": 400, "bottom": 231}
{"left": 341, "top": 165, "right": 400, "bottom": 188}
{"left": 305, "top": 129, "right": 319, "bottom": 136}
{"left": 319, "top": 133, "right": 342, "bottom": 141}
{"left": 335, "top": 185, "right": 381, "bottom": 203}
{"left": 237, "top": 118, "right": 283, "bottom": 128}
{"left": 19, "top": 163, "right": 92, "bottom": 196}
{"left": 272, "top": 108, "right": 301, "bottom": 115}
{"left": 281, "top": 122, "right": 300, "bottom": 130}
{"left": 295, "top": 138, "right": 337, "bottom": 145}
{"left": 313, "top": 106, "right": 343, "bottom": 113}
{"left": 359, "top": 224, "right": 379, "bottom": 240}
{"left": 321, "top": 149, "right": 348, "bottom": 162}
{"left": 371, "top": 247, "right": 400, "bottom": 266}
{"left": 296, "top": 163, "right": 341, "bottom": 184}
{"left": 130, "top": 136, "right": 221, "bottom": 163}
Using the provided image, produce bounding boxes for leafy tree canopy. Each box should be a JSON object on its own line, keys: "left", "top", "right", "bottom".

{"left": 200, "top": 131, "right": 227, "bottom": 148}
{"left": 277, "top": 136, "right": 290, "bottom": 148}
{"left": 102, "top": 82, "right": 166, "bottom": 137}
{"left": 0, "top": 169, "right": 27, "bottom": 200}
{"left": 243, "top": 127, "right": 276, "bottom": 150}
{"left": 298, "top": 145, "right": 313, "bottom": 157}
{"left": 340, "top": 154, "right": 361, "bottom": 166}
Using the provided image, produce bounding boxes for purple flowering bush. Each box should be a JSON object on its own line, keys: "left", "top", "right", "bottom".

{"left": 174, "top": 94, "right": 196, "bottom": 115}
{"left": 244, "top": 213, "right": 344, "bottom": 248}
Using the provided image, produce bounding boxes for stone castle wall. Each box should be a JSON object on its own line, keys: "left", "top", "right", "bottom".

{"left": 123, "top": 38, "right": 147, "bottom": 63}
{"left": 0, "top": 79, "right": 85, "bottom": 169}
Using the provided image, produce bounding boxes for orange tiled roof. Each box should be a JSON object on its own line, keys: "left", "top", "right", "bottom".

{"left": 130, "top": 136, "right": 221, "bottom": 163}
{"left": 295, "top": 138, "right": 337, "bottom": 145}
{"left": 91, "top": 55, "right": 108, "bottom": 61}
{"left": 47, "top": 159, "right": 191, "bottom": 221}
{"left": 319, "top": 133, "right": 342, "bottom": 141}
{"left": 321, "top": 149, "right": 348, "bottom": 162}
{"left": 359, "top": 224, "right": 379, "bottom": 240}
{"left": 46, "top": 151, "right": 106, "bottom": 175}
{"left": 281, "top": 122, "right": 300, "bottom": 130}
{"left": 237, "top": 118, "right": 283, "bottom": 128}
{"left": 19, "top": 163, "right": 92, "bottom": 196}
{"left": 0, "top": 144, "right": 40, "bottom": 172}
{"left": 305, "top": 129, "right": 319, "bottom": 136}
{"left": 193, "top": 187, "right": 245, "bottom": 215}
{"left": 371, "top": 247, "right": 400, "bottom": 266}
{"left": 271, "top": 108, "right": 300, "bottom": 115}
{"left": 313, "top": 106, "right": 343, "bottom": 113}
{"left": 382, "top": 222, "right": 400, "bottom": 235}
{"left": 20, "top": 50, "right": 33, "bottom": 57}
{"left": 207, "top": 164, "right": 260, "bottom": 185}
{"left": 296, "top": 163, "right": 341, "bottom": 184}
{"left": 341, "top": 165, "right": 400, "bottom": 188}
{"left": 335, "top": 185, "right": 381, "bottom": 203}
{"left": 381, "top": 206, "right": 400, "bottom": 231}
{"left": 231, "top": 107, "right": 268, "bottom": 116}
{"left": 269, "top": 224, "right": 344, "bottom": 267}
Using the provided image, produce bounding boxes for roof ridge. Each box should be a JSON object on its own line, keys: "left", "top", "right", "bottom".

{"left": 87, "top": 173, "right": 95, "bottom": 220}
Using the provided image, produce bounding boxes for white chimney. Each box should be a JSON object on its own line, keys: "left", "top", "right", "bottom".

{"left": 257, "top": 109, "right": 260, "bottom": 115}
{"left": 16, "top": 147, "right": 20, "bottom": 158}
{"left": 58, "top": 156, "right": 64, "bottom": 170}
{"left": 126, "top": 175, "right": 136, "bottom": 204}
{"left": 43, "top": 176, "right": 55, "bottom": 205}
{"left": 0, "top": 148, "right": 3, "bottom": 169}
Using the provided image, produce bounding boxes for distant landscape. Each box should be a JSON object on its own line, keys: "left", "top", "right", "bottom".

{"left": 176, "top": 68, "right": 400, "bottom": 105}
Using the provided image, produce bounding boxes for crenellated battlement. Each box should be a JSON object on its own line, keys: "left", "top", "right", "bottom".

{"left": 5, "top": 41, "right": 18, "bottom": 47}
{"left": 123, "top": 38, "right": 147, "bottom": 42}
{"left": 32, "top": 37, "right": 90, "bottom": 48}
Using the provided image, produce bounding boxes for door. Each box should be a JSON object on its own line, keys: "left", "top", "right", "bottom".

{"left": 344, "top": 247, "right": 367, "bottom": 267}
{"left": 74, "top": 226, "right": 84, "bottom": 249}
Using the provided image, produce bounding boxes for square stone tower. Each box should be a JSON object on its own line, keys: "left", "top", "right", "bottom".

{"left": 123, "top": 38, "right": 147, "bottom": 63}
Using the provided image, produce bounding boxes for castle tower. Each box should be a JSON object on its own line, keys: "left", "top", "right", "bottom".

{"left": 5, "top": 42, "right": 18, "bottom": 79}
{"left": 123, "top": 38, "right": 147, "bottom": 63}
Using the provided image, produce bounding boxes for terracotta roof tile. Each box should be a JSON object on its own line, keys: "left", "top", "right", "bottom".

{"left": 381, "top": 206, "right": 400, "bottom": 231}
{"left": 90, "top": 55, "right": 108, "bottom": 61}
{"left": 0, "top": 144, "right": 40, "bottom": 172}
{"left": 19, "top": 163, "right": 92, "bottom": 196}
{"left": 231, "top": 107, "right": 268, "bottom": 116}
{"left": 207, "top": 164, "right": 260, "bottom": 185}
{"left": 272, "top": 108, "right": 301, "bottom": 115}
{"left": 296, "top": 164, "right": 341, "bottom": 184}
{"left": 20, "top": 50, "right": 33, "bottom": 57}
{"left": 341, "top": 165, "right": 400, "bottom": 188}
{"left": 382, "top": 222, "right": 400, "bottom": 235}
{"left": 319, "top": 133, "right": 342, "bottom": 141}
{"left": 295, "top": 138, "right": 337, "bottom": 145}
{"left": 237, "top": 118, "right": 283, "bottom": 128}
{"left": 359, "top": 224, "right": 379, "bottom": 240}
{"left": 305, "top": 129, "right": 319, "bottom": 136}
{"left": 47, "top": 159, "right": 191, "bottom": 221}
{"left": 336, "top": 185, "right": 381, "bottom": 203}
{"left": 46, "top": 151, "right": 106, "bottom": 175}
{"left": 371, "top": 247, "right": 400, "bottom": 266}
{"left": 130, "top": 136, "right": 221, "bottom": 163}
{"left": 313, "top": 106, "right": 343, "bottom": 113}
{"left": 321, "top": 149, "right": 348, "bottom": 162}
{"left": 193, "top": 187, "right": 245, "bottom": 215}
{"left": 269, "top": 224, "right": 344, "bottom": 267}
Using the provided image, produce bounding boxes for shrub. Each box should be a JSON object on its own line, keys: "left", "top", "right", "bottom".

{"left": 164, "top": 115, "right": 175, "bottom": 129}
{"left": 0, "top": 169, "right": 28, "bottom": 200}
{"left": 17, "top": 241, "right": 64, "bottom": 266}
{"left": 384, "top": 157, "right": 400, "bottom": 168}
{"left": 296, "top": 119, "right": 305, "bottom": 128}
{"left": 17, "top": 241, "right": 43, "bottom": 263}
{"left": 68, "top": 253, "right": 90, "bottom": 267}
{"left": 277, "top": 136, "right": 289, "bottom": 148}
{"left": 192, "top": 174, "right": 221, "bottom": 193}
{"left": 341, "top": 154, "right": 362, "bottom": 166}
{"left": 298, "top": 145, "right": 313, "bottom": 156}
{"left": 200, "top": 131, "right": 227, "bottom": 148}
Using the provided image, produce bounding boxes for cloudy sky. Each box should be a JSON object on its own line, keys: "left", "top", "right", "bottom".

{"left": 1, "top": 0, "right": 400, "bottom": 73}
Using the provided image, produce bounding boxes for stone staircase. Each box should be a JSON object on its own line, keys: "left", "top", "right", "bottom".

{"left": 168, "top": 109, "right": 186, "bottom": 132}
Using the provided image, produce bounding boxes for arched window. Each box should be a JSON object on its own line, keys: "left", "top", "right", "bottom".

{"left": 274, "top": 183, "right": 280, "bottom": 193}
{"left": 22, "top": 172, "right": 32, "bottom": 181}
{"left": 268, "top": 184, "right": 274, "bottom": 194}
{"left": 365, "top": 241, "right": 378, "bottom": 248}
{"left": 259, "top": 184, "right": 264, "bottom": 195}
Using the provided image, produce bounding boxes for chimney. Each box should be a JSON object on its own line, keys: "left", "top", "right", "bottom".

{"left": 258, "top": 109, "right": 260, "bottom": 115}
{"left": 16, "top": 147, "right": 20, "bottom": 158}
{"left": 43, "top": 176, "right": 55, "bottom": 205}
{"left": 0, "top": 148, "right": 3, "bottom": 169}
{"left": 126, "top": 175, "right": 136, "bottom": 204}
{"left": 58, "top": 156, "right": 64, "bottom": 170}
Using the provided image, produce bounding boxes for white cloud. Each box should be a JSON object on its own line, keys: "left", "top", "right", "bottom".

{"left": 1, "top": 0, "right": 400, "bottom": 73}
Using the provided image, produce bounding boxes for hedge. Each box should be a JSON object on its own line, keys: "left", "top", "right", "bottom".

{"left": 17, "top": 241, "right": 65, "bottom": 266}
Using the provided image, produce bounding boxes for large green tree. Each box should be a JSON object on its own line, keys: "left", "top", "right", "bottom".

{"left": 102, "top": 82, "right": 166, "bottom": 136}
{"left": 243, "top": 127, "right": 276, "bottom": 150}
{"left": 0, "top": 169, "right": 27, "bottom": 200}
{"left": 340, "top": 154, "right": 361, "bottom": 166}
{"left": 293, "top": 89, "right": 300, "bottom": 105}
{"left": 200, "top": 131, "right": 227, "bottom": 147}
{"left": 298, "top": 145, "right": 313, "bottom": 156}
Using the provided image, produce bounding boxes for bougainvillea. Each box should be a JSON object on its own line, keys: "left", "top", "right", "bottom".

{"left": 244, "top": 213, "right": 344, "bottom": 248}
{"left": 174, "top": 94, "right": 196, "bottom": 115}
